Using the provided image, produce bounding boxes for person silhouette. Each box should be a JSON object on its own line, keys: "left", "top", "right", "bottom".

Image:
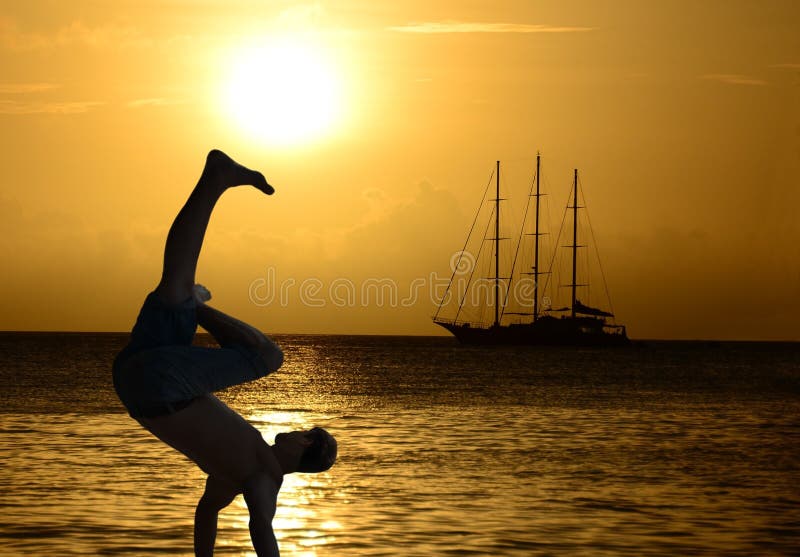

{"left": 112, "top": 150, "right": 336, "bottom": 557}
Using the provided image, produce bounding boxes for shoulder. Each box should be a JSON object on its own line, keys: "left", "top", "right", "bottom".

{"left": 255, "top": 442, "right": 285, "bottom": 489}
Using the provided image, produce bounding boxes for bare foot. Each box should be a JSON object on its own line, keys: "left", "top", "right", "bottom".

{"left": 204, "top": 149, "right": 274, "bottom": 195}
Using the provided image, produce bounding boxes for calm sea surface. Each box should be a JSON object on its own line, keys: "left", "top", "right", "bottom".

{"left": 1, "top": 332, "right": 798, "bottom": 556}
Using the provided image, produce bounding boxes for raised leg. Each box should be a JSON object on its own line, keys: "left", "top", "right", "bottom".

{"left": 156, "top": 150, "right": 273, "bottom": 306}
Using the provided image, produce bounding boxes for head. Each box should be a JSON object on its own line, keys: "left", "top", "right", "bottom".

{"left": 297, "top": 427, "right": 337, "bottom": 473}
{"left": 275, "top": 427, "right": 337, "bottom": 473}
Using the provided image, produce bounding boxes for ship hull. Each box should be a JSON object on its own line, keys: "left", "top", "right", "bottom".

{"left": 434, "top": 316, "right": 630, "bottom": 346}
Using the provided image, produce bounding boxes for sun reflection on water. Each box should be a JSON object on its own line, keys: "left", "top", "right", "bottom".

{"left": 273, "top": 465, "right": 340, "bottom": 555}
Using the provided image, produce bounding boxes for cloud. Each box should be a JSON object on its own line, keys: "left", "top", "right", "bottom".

{"left": 700, "top": 73, "right": 768, "bottom": 86}
{"left": 0, "top": 81, "right": 102, "bottom": 115}
{"left": 126, "top": 98, "right": 185, "bottom": 108}
{"left": 0, "top": 100, "right": 104, "bottom": 114}
{"left": 0, "top": 83, "right": 60, "bottom": 94}
{"left": 770, "top": 63, "right": 800, "bottom": 69}
{"left": 388, "top": 21, "right": 594, "bottom": 34}
{"left": 0, "top": 16, "right": 152, "bottom": 51}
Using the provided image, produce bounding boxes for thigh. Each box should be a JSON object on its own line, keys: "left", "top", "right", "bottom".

{"left": 128, "top": 290, "right": 198, "bottom": 350}
{"left": 119, "top": 343, "right": 264, "bottom": 410}
{"left": 138, "top": 394, "right": 267, "bottom": 486}
{"left": 164, "top": 344, "right": 266, "bottom": 394}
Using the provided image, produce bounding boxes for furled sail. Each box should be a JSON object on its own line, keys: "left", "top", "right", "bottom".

{"left": 573, "top": 300, "right": 614, "bottom": 317}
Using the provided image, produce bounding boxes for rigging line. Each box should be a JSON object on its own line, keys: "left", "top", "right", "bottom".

{"left": 434, "top": 167, "right": 495, "bottom": 319}
{"left": 541, "top": 179, "right": 571, "bottom": 300}
{"left": 455, "top": 204, "right": 496, "bottom": 324}
{"left": 579, "top": 174, "right": 616, "bottom": 319}
{"left": 582, "top": 235, "right": 591, "bottom": 302}
{"left": 540, "top": 172, "right": 554, "bottom": 306}
{"left": 502, "top": 161, "right": 538, "bottom": 318}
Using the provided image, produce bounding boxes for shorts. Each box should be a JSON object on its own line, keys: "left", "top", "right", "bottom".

{"left": 112, "top": 291, "right": 275, "bottom": 419}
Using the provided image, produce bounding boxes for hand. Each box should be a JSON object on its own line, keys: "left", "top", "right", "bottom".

{"left": 193, "top": 284, "right": 212, "bottom": 304}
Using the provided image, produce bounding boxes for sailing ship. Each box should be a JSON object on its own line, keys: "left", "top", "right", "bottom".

{"left": 433, "top": 154, "right": 629, "bottom": 346}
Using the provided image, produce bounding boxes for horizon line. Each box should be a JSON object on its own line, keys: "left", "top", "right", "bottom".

{"left": 0, "top": 330, "right": 797, "bottom": 343}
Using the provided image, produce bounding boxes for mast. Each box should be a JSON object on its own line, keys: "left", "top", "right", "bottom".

{"left": 494, "top": 160, "right": 500, "bottom": 327}
{"left": 533, "top": 153, "right": 541, "bottom": 322}
{"left": 571, "top": 168, "right": 578, "bottom": 319}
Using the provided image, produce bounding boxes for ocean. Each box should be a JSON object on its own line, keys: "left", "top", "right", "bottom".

{"left": 1, "top": 332, "right": 798, "bottom": 556}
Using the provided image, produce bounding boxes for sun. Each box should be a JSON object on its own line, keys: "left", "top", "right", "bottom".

{"left": 223, "top": 37, "right": 343, "bottom": 146}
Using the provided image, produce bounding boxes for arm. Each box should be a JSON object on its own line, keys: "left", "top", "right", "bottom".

{"left": 243, "top": 472, "right": 281, "bottom": 556}
{"left": 194, "top": 476, "right": 239, "bottom": 557}
{"left": 252, "top": 523, "right": 280, "bottom": 557}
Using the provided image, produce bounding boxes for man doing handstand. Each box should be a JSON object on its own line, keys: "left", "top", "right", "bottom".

{"left": 112, "top": 150, "right": 337, "bottom": 557}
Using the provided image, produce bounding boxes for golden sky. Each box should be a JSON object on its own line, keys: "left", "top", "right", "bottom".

{"left": 0, "top": 0, "right": 798, "bottom": 339}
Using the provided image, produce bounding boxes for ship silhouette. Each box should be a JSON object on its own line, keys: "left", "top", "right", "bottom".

{"left": 433, "top": 154, "right": 629, "bottom": 346}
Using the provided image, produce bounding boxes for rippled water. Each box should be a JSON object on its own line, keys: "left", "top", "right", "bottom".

{"left": 1, "top": 333, "right": 799, "bottom": 555}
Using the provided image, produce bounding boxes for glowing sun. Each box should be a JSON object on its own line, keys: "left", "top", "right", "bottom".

{"left": 223, "top": 38, "right": 343, "bottom": 146}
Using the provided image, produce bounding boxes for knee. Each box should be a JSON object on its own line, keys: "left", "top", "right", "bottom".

{"left": 155, "top": 282, "right": 194, "bottom": 307}
{"left": 255, "top": 340, "right": 283, "bottom": 374}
